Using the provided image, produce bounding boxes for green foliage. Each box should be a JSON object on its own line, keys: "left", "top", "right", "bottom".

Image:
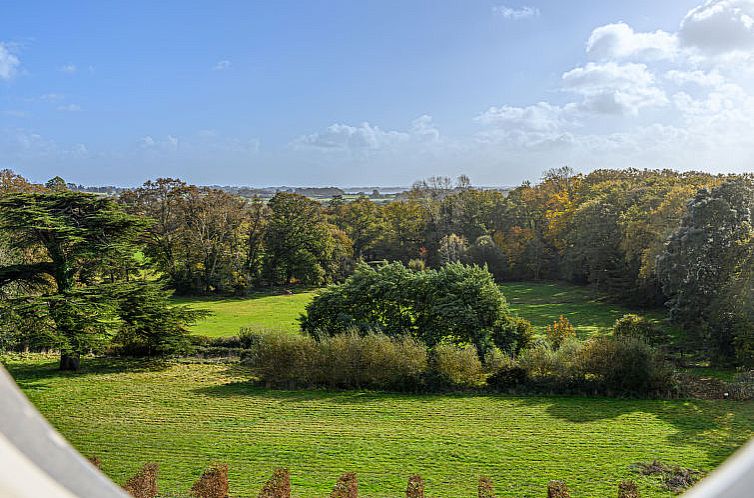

{"left": 109, "top": 282, "right": 209, "bottom": 356}
{"left": 577, "top": 336, "right": 677, "bottom": 395}
{"left": 301, "top": 262, "right": 521, "bottom": 354}
{"left": 120, "top": 179, "right": 249, "bottom": 294}
{"left": 244, "top": 330, "right": 320, "bottom": 386}
{"left": 437, "top": 233, "right": 468, "bottom": 264}
{"left": 0, "top": 190, "right": 152, "bottom": 368}
{"left": 432, "top": 343, "right": 485, "bottom": 387}
{"left": 243, "top": 330, "right": 428, "bottom": 390}
{"left": 657, "top": 177, "right": 754, "bottom": 364}
{"left": 264, "top": 192, "right": 350, "bottom": 286}
{"left": 545, "top": 315, "right": 576, "bottom": 350}
{"left": 613, "top": 314, "right": 669, "bottom": 346}
{"left": 517, "top": 336, "right": 679, "bottom": 396}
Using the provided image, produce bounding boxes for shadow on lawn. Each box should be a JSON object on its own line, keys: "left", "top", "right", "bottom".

{"left": 196, "top": 374, "right": 754, "bottom": 464}
{"left": 4, "top": 356, "right": 173, "bottom": 390}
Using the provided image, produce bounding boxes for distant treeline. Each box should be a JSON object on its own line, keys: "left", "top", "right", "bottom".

{"left": 2, "top": 167, "right": 753, "bottom": 366}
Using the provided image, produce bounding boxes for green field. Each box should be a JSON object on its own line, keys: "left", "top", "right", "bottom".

{"left": 5, "top": 357, "right": 753, "bottom": 497}
{"left": 178, "top": 281, "right": 667, "bottom": 338}
{"left": 499, "top": 282, "right": 668, "bottom": 337}
{"left": 174, "top": 290, "right": 317, "bottom": 337}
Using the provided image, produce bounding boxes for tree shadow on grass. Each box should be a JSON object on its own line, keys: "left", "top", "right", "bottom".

{"left": 4, "top": 356, "right": 173, "bottom": 390}
{"left": 195, "top": 376, "right": 754, "bottom": 464}
{"left": 511, "top": 395, "right": 754, "bottom": 465}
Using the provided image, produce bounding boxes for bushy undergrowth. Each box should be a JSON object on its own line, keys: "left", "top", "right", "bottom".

{"left": 241, "top": 329, "right": 680, "bottom": 397}
{"left": 513, "top": 335, "right": 680, "bottom": 396}
{"left": 242, "top": 331, "right": 428, "bottom": 390}
{"left": 613, "top": 314, "right": 669, "bottom": 346}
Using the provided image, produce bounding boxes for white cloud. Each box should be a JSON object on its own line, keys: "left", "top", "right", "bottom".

{"left": 56, "top": 104, "right": 82, "bottom": 112}
{"left": 59, "top": 64, "right": 77, "bottom": 74}
{"left": 0, "top": 128, "right": 89, "bottom": 160}
{"left": 410, "top": 115, "right": 441, "bottom": 142}
{"left": 213, "top": 60, "right": 231, "bottom": 71}
{"left": 587, "top": 22, "right": 678, "bottom": 60}
{"left": 492, "top": 5, "right": 540, "bottom": 20}
{"left": 561, "top": 62, "right": 668, "bottom": 115}
{"left": 471, "top": 0, "right": 754, "bottom": 177}
{"left": 679, "top": 0, "right": 754, "bottom": 54}
{"left": 476, "top": 102, "right": 571, "bottom": 131}
{"left": 0, "top": 43, "right": 20, "bottom": 80}
{"left": 292, "top": 122, "right": 410, "bottom": 152}
{"left": 140, "top": 132, "right": 258, "bottom": 157}
{"left": 665, "top": 69, "right": 725, "bottom": 87}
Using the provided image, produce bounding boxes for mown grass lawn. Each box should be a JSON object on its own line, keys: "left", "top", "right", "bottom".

{"left": 177, "top": 281, "right": 667, "bottom": 339}
{"left": 498, "top": 281, "right": 668, "bottom": 337}
{"left": 174, "top": 290, "right": 317, "bottom": 337}
{"left": 5, "top": 357, "right": 753, "bottom": 498}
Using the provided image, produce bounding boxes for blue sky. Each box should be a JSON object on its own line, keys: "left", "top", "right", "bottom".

{"left": 2, "top": 0, "right": 754, "bottom": 186}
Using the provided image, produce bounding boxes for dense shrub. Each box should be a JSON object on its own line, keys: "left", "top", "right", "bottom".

{"left": 301, "top": 262, "right": 524, "bottom": 354}
{"left": 618, "top": 481, "right": 640, "bottom": 498}
{"left": 478, "top": 476, "right": 495, "bottom": 498}
{"left": 727, "top": 370, "right": 754, "bottom": 400}
{"left": 485, "top": 349, "right": 527, "bottom": 389}
{"left": 190, "top": 463, "right": 229, "bottom": 498}
{"left": 613, "top": 314, "right": 669, "bottom": 346}
{"left": 123, "top": 463, "right": 159, "bottom": 498}
{"left": 406, "top": 475, "right": 425, "bottom": 498}
{"left": 244, "top": 331, "right": 320, "bottom": 387}
{"left": 545, "top": 315, "right": 576, "bottom": 349}
{"left": 516, "top": 336, "right": 678, "bottom": 396}
{"left": 330, "top": 472, "right": 358, "bottom": 498}
{"left": 243, "top": 330, "right": 427, "bottom": 390}
{"left": 318, "top": 332, "right": 428, "bottom": 389}
{"left": 432, "top": 344, "right": 485, "bottom": 387}
{"left": 577, "top": 336, "right": 677, "bottom": 395}
{"left": 547, "top": 481, "right": 570, "bottom": 498}
{"left": 518, "top": 338, "right": 581, "bottom": 388}
{"left": 241, "top": 330, "right": 678, "bottom": 397}
{"left": 258, "top": 468, "right": 290, "bottom": 498}
{"left": 492, "top": 316, "right": 534, "bottom": 355}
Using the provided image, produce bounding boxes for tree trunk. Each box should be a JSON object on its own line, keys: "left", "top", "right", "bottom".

{"left": 59, "top": 352, "right": 81, "bottom": 371}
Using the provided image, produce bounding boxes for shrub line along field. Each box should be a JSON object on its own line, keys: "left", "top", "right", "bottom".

{"left": 180, "top": 281, "right": 668, "bottom": 339}
{"left": 6, "top": 357, "right": 754, "bottom": 498}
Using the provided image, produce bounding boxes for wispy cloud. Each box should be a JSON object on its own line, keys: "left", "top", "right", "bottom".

{"left": 40, "top": 93, "right": 64, "bottom": 102}
{"left": 0, "top": 42, "right": 20, "bottom": 80}
{"left": 57, "top": 104, "right": 82, "bottom": 112}
{"left": 59, "top": 64, "right": 77, "bottom": 74}
{"left": 213, "top": 60, "right": 231, "bottom": 71}
{"left": 492, "top": 5, "right": 540, "bottom": 20}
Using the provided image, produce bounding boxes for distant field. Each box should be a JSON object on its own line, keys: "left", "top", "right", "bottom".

{"left": 499, "top": 281, "right": 668, "bottom": 337}
{"left": 174, "top": 290, "right": 316, "bottom": 337}
{"left": 178, "top": 281, "right": 667, "bottom": 338}
{"left": 6, "top": 357, "right": 753, "bottom": 498}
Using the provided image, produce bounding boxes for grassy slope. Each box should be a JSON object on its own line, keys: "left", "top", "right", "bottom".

{"left": 178, "top": 281, "right": 667, "bottom": 339}
{"left": 499, "top": 281, "right": 668, "bottom": 337}
{"left": 174, "top": 290, "right": 316, "bottom": 337}
{"left": 6, "top": 357, "right": 753, "bottom": 498}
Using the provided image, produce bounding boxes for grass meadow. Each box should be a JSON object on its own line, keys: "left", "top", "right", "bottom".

{"left": 179, "top": 281, "right": 668, "bottom": 339}
{"left": 174, "top": 289, "right": 317, "bottom": 337}
{"left": 6, "top": 357, "right": 754, "bottom": 498}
